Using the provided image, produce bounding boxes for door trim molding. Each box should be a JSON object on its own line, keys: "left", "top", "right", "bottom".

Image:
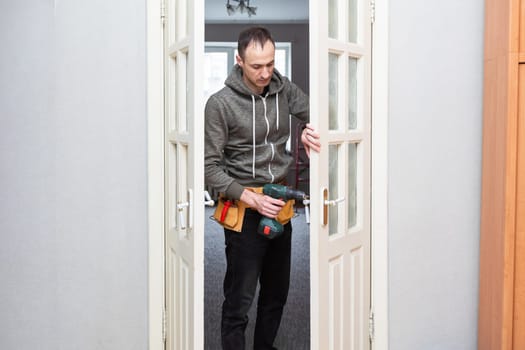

{"left": 147, "top": 0, "right": 165, "bottom": 349}
{"left": 371, "top": 0, "right": 389, "bottom": 349}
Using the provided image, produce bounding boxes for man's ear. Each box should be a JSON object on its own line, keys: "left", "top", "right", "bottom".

{"left": 235, "top": 54, "right": 243, "bottom": 67}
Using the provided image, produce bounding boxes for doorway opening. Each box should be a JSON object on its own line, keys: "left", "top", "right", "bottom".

{"left": 202, "top": 21, "right": 312, "bottom": 349}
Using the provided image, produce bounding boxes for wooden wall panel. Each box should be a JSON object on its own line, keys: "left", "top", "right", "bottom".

{"left": 514, "top": 64, "right": 525, "bottom": 349}
{"left": 480, "top": 0, "right": 525, "bottom": 349}
{"left": 519, "top": 0, "right": 525, "bottom": 55}
{"left": 479, "top": 0, "right": 523, "bottom": 348}
{"left": 484, "top": 0, "right": 507, "bottom": 58}
{"left": 478, "top": 54, "right": 515, "bottom": 350}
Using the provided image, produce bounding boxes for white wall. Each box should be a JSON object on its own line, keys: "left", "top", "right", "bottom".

{"left": 388, "top": 1, "right": 483, "bottom": 349}
{"left": 0, "top": 1, "right": 148, "bottom": 349}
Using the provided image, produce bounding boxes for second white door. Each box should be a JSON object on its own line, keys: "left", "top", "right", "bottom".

{"left": 309, "top": 0, "right": 372, "bottom": 348}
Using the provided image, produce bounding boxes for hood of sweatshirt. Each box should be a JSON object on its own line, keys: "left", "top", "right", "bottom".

{"left": 224, "top": 64, "right": 286, "bottom": 97}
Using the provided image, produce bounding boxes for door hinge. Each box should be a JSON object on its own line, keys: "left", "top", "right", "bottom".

{"left": 369, "top": 309, "right": 375, "bottom": 343}
{"left": 160, "top": 0, "right": 166, "bottom": 25}
{"left": 162, "top": 308, "right": 167, "bottom": 343}
{"left": 370, "top": 0, "right": 376, "bottom": 23}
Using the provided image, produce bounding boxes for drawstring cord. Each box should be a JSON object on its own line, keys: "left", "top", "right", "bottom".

{"left": 275, "top": 92, "right": 279, "bottom": 130}
{"left": 251, "top": 92, "right": 280, "bottom": 180}
{"left": 251, "top": 95, "right": 256, "bottom": 179}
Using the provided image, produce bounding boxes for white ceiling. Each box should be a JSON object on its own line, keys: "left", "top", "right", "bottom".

{"left": 205, "top": 0, "right": 309, "bottom": 22}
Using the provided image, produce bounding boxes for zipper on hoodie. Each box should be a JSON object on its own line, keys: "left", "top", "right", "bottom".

{"left": 260, "top": 95, "right": 275, "bottom": 183}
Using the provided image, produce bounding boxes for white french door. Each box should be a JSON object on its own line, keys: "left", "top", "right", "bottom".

{"left": 310, "top": 0, "right": 372, "bottom": 349}
{"left": 163, "top": 0, "right": 205, "bottom": 349}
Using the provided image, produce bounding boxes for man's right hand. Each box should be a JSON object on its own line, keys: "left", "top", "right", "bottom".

{"left": 240, "top": 189, "right": 285, "bottom": 219}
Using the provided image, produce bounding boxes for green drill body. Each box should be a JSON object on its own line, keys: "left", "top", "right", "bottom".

{"left": 257, "top": 184, "right": 308, "bottom": 239}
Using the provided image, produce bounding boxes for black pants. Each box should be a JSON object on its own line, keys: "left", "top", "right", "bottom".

{"left": 221, "top": 209, "right": 292, "bottom": 350}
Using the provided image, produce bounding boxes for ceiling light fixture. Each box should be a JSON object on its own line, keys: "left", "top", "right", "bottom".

{"left": 226, "top": 0, "right": 257, "bottom": 17}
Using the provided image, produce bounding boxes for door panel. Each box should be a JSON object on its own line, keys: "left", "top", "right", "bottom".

{"left": 164, "top": 0, "right": 204, "bottom": 348}
{"left": 310, "top": 0, "right": 372, "bottom": 348}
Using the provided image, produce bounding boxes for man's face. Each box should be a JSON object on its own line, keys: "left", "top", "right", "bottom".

{"left": 236, "top": 40, "right": 275, "bottom": 95}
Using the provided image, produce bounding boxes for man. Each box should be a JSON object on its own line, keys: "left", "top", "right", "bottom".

{"left": 205, "top": 26, "right": 321, "bottom": 350}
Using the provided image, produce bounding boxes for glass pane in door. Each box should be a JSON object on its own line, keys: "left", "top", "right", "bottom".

{"left": 168, "top": 56, "right": 177, "bottom": 132}
{"left": 178, "top": 144, "right": 189, "bottom": 237}
{"left": 168, "top": 142, "right": 177, "bottom": 229}
{"left": 329, "top": 0, "right": 338, "bottom": 39}
{"left": 176, "top": 52, "right": 187, "bottom": 132}
{"left": 347, "top": 143, "right": 357, "bottom": 229}
{"left": 329, "top": 144, "right": 339, "bottom": 235}
{"left": 348, "top": 0, "right": 358, "bottom": 42}
{"left": 185, "top": 51, "right": 189, "bottom": 132}
{"left": 348, "top": 57, "right": 358, "bottom": 129}
{"left": 329, "top": 53, "right": 339, "bottom": 130}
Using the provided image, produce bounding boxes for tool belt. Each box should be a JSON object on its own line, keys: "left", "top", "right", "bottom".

{"left": 212, "top": 187, "right": 295, "bottom": 232}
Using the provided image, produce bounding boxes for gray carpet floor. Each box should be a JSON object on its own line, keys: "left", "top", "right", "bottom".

{"left": 205, "top": 206, "right": 311, "bottom": 350}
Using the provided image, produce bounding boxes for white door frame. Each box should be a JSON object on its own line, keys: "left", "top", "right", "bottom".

{"left": 370, "top": 0, "right": 389, "bottom": 348}
{"left": 146, "top": 0, "right": 390, "bottom": 348}
{"left": 146, "top": 0, "right": 165, "bottom": 348}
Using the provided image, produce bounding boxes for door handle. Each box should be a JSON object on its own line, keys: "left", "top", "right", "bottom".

{"left": 322, "top": 188, "right": 345, "bottom": 226}
{"left": 177, "top": 201, "right": 189, "bottom": 229}
{"left": 303, "top": 199, "right": 310, "bottom": 224}
{"left": 177, "top": 189, "right": 193, "bottom": 230}
{"left": 324, "top": 197, "right": 345, "bottom": 206}
{"left": 204, "top": 191, "right": 215, "bottom": 206}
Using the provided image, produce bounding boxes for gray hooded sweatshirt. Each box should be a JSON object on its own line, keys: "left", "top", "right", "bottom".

{"left": 205, "top": 65, "right": 309, "bottom": 200}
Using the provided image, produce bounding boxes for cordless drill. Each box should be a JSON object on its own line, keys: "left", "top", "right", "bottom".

{"left": 257, "top": 184, "right": 308, "bottom": 239}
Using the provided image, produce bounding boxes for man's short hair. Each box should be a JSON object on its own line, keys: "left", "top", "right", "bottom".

{"left": 237, "top": 26, "right": 275, "bottom": 60}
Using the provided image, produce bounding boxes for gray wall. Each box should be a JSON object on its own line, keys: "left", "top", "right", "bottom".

{"left": 0, "top": 1, "right": 148, "bottom": 349}
{"left": 388, "top": 1, "right": 483, "bottom": 349}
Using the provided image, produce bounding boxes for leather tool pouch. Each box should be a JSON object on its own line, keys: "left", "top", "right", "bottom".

{"left": 212, "top": 196, "right": 246, "bottom": 232}
{"left": 276, "top": 199, "right": 295, "bottom": 225}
